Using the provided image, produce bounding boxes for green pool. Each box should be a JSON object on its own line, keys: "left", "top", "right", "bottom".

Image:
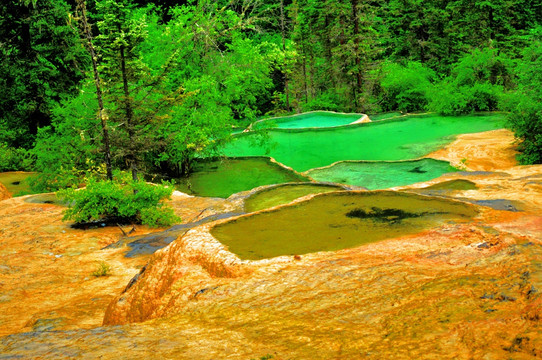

{"left": 211, "top": 191, "right": 478, "bottom": 260}
{"left": 425, "top": 179, "right": 478, "bottom": 191}
{"left": 244, "top": 183, "right": 345, "bottom": 213}
{"left": 306, "top": 159, "right": 457, "bottom": 189}
{"left": 175, "top": 157, "right": 309, "bottom": 198}
{"left": 0, "top": 172, "right": 36, "bottom": 196}
{"left": 252, "top": 111, "right": 364, "bottom": 129}
{"left": 223, "top": 113, "right": 504, "bottom": 172}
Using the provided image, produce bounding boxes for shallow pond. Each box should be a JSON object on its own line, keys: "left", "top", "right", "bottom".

{"left": 223, "top": 113, "right": 504, "bottom": 172}
{"left": 244, "top": 183, "right": 345, "bottom": 213}
{"left": 0, "top": 172, "right": 36, "bottom": 196}
{"left": 252, "top": 111, "right": 364, "bottom": 130}
{"left": 175, "top": 157, "right": 308, "bottom": 198}
{"left": 425, "top": 179, "right": 478, "bottom": 191}
{"left": 306, "top": 158, "right": 457, "bottom": 189}
{"left": 211, "top": 191, "right": 478, "bottom": 260}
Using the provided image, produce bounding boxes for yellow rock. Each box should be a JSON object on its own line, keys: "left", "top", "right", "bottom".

{"left": 0, "top": 182, "right": 11, "bottom": 201}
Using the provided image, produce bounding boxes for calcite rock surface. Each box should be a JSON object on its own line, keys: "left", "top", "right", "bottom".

{"left": 427, "top": 129, "right": 518, "bottom": 171}
{"left": 1, "top": 129, "right": 542, "bottom": 359}
{"left": 0, "top": 191, "right": 230, "bottom": 336}
{"left": 0, "top": 182, "right": 11, "bottom": 201}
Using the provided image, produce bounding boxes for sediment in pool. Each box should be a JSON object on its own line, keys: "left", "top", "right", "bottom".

{"left": 425, "top": 179, "right": 478, "bottom": 191}
{"left": 211, "top": 191, "right": 478, "bottom": 260}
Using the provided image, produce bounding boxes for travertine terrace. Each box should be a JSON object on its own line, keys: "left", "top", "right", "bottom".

{"left": 1, "top": 129, "right": 541, "bottom": 359}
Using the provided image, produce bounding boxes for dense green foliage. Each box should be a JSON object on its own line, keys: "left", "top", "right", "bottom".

{"left": 428, "top": 48, "right": 514, "bottom": 115}
{"left": 0, "top": 0, "right": 88, "bottom": 149}
{"left": 504, "top": 28, "right": 542, "bottom": 163}
{"left": 59, "top": 176, "right": 179, "bottom": 227}
{"left": 1, "top": 0, "right": 542, "bottom": 190}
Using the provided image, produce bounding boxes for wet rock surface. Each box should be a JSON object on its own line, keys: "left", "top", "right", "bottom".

{"left": 1, "top": 129, "right": 542, "bottom": 359}
{"left": 107, "top": 211, "right": 244, "bottom": 258}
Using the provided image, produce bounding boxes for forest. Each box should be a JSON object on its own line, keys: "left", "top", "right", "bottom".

{"left": 1, "top": 0, "right": 541, "bottom": 224}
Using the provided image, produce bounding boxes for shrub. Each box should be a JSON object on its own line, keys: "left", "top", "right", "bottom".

{"left": 504, "top": 29, "right": 542, "bottom": 164}
{"left": 506, "top": 98, "right": 542, "bottom": 164}
{"left": 58, "top": 177, "right": 180, "bottom": 227}
{"left": 91, "top": 261, "right": 111, "bottom": 277}
{"left": 301, "top": 90, "right": 343, "bottom": 112}
{"left": 0, "top": 143, "right": 34, "bottom": 171}
{"left": 430, "top": 81, "right": 504, "bottom": 115}
{"left": 378, "top": 61, "right": 435, "bottom": 112}
{"left": 428, "top": 47, "right": 512, "bottom": 115}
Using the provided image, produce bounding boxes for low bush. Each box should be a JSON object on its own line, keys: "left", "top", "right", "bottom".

{"left": 505, "top": 29, "right": 542, "bottom": 164}
{"left": 428, "top": 47, "right": 512, "bottom": 115}
{"left": 0, "top": 143, "right": 34, "bottom": 171}
{"left": 58, "top": 176, "right": 179, "bottom": 227}
{"left": 301, "top": 90, "right": 343, "bottom": 112}
{"left": 378, "top": 61, "right": 435, "bottom": 113}
{"left": 91, "top": 261, "right": 111, "bottom": 277}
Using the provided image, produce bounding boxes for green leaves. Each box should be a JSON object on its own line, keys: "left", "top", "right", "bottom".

{"left": 428, "top": 47, "right": 512, "bottom": 115}
{"left": 505, "top": 29, "right": 542, "bottom": 164}
{"left": 0, "top": 0, "right": 89, "bottom": 149}
{"left": 59, "top": 176, "right": 179, "bottom": 227}
{"left": 378, "top": 61, "right": 435, "bottom": 113}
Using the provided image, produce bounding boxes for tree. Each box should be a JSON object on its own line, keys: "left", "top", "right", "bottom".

{"left": 0, "top": 0, "right": 88, "bottom": 149}
{"left": 75, "top": 0, "right": 113, "bottom": 180}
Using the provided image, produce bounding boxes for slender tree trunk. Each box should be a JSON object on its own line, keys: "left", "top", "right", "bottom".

{"left": 280, "top": 0, "right": 290, "bottom": 112}
{"left": 351, "top": 0, "right": 363, "bottom": 109}
{"left": 119, "top": 46, "right": 138, "bottom": 181}
{"left": 301, "top": 32, "right": 308, "bottom": 104}
{"left": 76, "top": 0, "right": 113, "bottom": 181}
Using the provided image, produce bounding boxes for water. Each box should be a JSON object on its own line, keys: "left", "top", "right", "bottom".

{"left": 175, "top": 157, "right": 308, "bottom": 198}
{"left": 223, "top": 113, "right": 504, "bottom": 172}
{"left": 211, "top": 191, "right": 478, "bottom": 260}
{"left": 0, "top": 172, "right": 36, "bottom": 196}
{"left": 252, "top": 111, "right": 364, "bottom": 130}
{"left": 306, "top": 159, "right": 457, "bottom": 189}
{"left": 244, "top": 183, "right": 345, "bottom": 213}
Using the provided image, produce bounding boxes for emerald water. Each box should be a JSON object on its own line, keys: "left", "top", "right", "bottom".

{"left": 306, "top": 159, "right": 457, "bottom": 189}
{"left": 244, "top": 183, "right": 344, "bottom": 213}
{"left": 223, "top": 113, "right": 504, "bottom": 172}
{"left": 175, "top": 157, "right": 308, "bottom": 198}
{"left": 252, "top": 111, "right": 364, "bottom": 130}
{"left": 211, "top": 191, "right": 478, "bottom": 260}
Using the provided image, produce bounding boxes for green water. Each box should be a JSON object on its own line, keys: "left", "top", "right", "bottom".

{"left": 252, "top": 111, "right": 364, "bottom": 129}
{"left": 244, "top": 183, "right": 344, "bottom": 213}
{"left": 223, "top": 113, "right": 504, "bottom": 172}
{"left": 175, "top": 157, "right": 309, "bottom": 198}
{"left": 426, "top": 179, "right": 478, "bottom": 191}
{"left": 0, "top": 172, "right": 36, "bottom": 196}
{"left": 306, "top": 159, "right": 457, "bottom": 189}
{"left": 211, "top": 191, "right": 478, "bottom": 260}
